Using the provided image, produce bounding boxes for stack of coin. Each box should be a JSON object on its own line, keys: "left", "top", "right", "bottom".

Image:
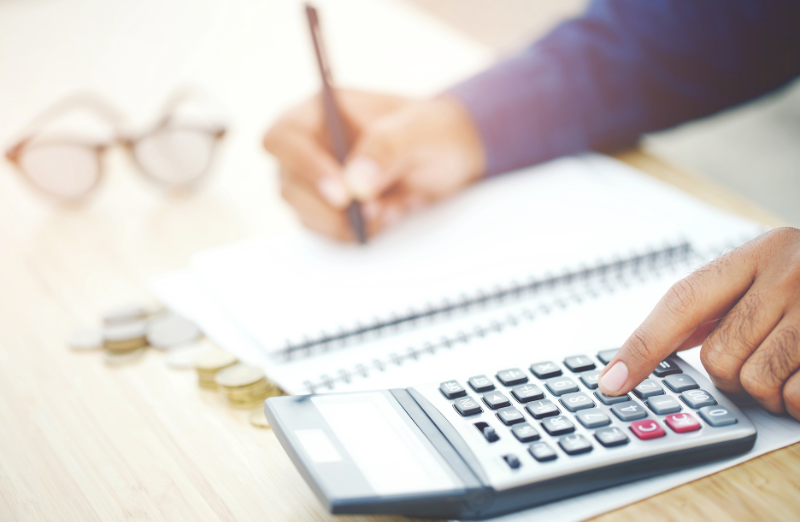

{"left": 101, "top": 302, "right": 150, "bottom": 363}
{"left": 194, "top": 349, "right": 238, "bottom": 389}
{"left": 214, "top": 363, "right": 280, "bottom": 409}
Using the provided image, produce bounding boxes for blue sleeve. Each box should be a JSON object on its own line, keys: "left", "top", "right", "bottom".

{"left": 448, "top": 0, "right": 800, "bottom": 176}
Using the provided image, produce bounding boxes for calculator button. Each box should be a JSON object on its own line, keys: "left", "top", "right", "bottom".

{"left": 665, "top": 413, "right": 701, "bottom": 433}
{"left": 529, "top": 442, "right": 557, "bottom": 462}
{"left": 468, "top": 375, "right": 495, "bottom": 393}
{"left": 595, "top": 427, "right": 630, "bottom": 447}
{"left": 652, "top": 358, "right": 682, "bottom": 377}
{"left": 576, "top": 409, "right": 611, "bottom": 429}
{"left": 511, "top": 383, "right": 544, "bottom": 403}
{"left": 454, "top": 396, "right": 482, "bottom": 416}
{"left": 511, "top": 423, "right": 540, "bottom": 442}
{"left": 541, "top": 415, "right": 575, "bottom": 436}
{"left": 526, "top": 400, "right": 560, "bottom": 419}
{"left": 564, "top": 355, "right": 596, "bottom": 373}
{"left": 559, "top": 434, "right": 593, "bottom": 455}
{"left": 481, "top": 426, "right": 500, "bottom": 442}
{"left": 698, "top": 406, "right": 738, "bottom": 427}
{"left": 545, "top": 377, "right": 579, "bottom": 396}
{"left": 646, "top": 395, "right": 682, "bottom": 415}
{"left": 496, "top": 368, "right": 529, "bottom": 386}
{"left": 630, "top": 419, "right": 666, "bottom": 440}
{"left": 497, "top": 407, "right": 526, "bottom": 425}
{"left": 530, "top": 361, "right": 562, "bottom": 379}
{"left": 594, "top": 391, "right": 631, "bottom": 405}
{"left": 663, "top": 374, "right": 699, "bottom": 393}
{"left": 611, "top": 402, "right": 648, "bottom": 421}
{"left": 483, "top": 391, "right": 511, "bottom": 410}
{"left": 559, "top": 392, "right": 595, "bottom": 412}
{"left": 503, "top": 454, "right": 521, "bottom": 469}
{"left": 439, "top": 380, "right": 467, "bottom": 399}
{"left": 597, "top": 349, "right": 619, "bottom": 365}
{"left": 633, "top": 379, "right": 665, "bottom": 399}
{"left": 580, "top": 370, "right": 601, "bottom": 389}
{"left": 680, "top": 389, "right": 717, "bottom": 409}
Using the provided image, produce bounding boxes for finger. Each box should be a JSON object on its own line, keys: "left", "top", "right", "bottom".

{"left": 674, "top": 319, "right": 720, "bottom": 351}
{"left": 279, "top": 171, "right": 353, "bottom": 241}
{"left": 739, "top": 313, "right": 800, "bottom": 413}
{"left": 342, "top": 125, "right": 408, "bottom": 202}
{"left": 598, "top": 244, "right": 758, "bottom": 396}
{"left": 699, "top": 287, "right": 784, "bottom": 394}
{"left": 783, "top": 367, "right": 800, "bottom": 421}
{"left": 264, "top": 126, "right": 351, "bottom": 209}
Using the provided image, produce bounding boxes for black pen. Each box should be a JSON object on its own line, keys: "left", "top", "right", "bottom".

{"left": 305, "top": 4, "right": 367, "bottom": 244}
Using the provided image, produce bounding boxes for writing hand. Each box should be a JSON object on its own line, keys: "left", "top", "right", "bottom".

{"left": 263, "top": 90, "right": 485, "bottom": 241}
{"left": 599, "top": 228, "right": 800, "bottom": 420}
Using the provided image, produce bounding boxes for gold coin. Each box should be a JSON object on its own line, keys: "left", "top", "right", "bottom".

{"left": 214, "top": 364, "right": 265, "bottom": 388}
{"left": 224, "top": 379, "right": 272, "bottom": 399}
{"left": 227, "top": 398, "right": 264, "bottom": 410}
{"left": 102, "top": 301, "right": 148, "bottom": 326}
{"left": 198, "top": 379, "right": 219, "bottom": 390}
{"left": 249, "top": 408, "right": 271, "bottom": 428}
{"left": 165, "top": 340, "right": 213, "bottom": 370}
{"left": 194, "top": 349, "right": 237, "bottom": 372}
{"left": 104, "top": 348, "right": 145, "bottom": 365}
{"left": 67, "top": 327, "right": 103, "bottom": 351}
{"left": 104, "top": 320, "right": 147, "bottom": 344}
{"left": 147, "top": 314, "right": 201, "bottom": 350}
{"left": 105, "top": 337, "right": 147, "bottom": 351}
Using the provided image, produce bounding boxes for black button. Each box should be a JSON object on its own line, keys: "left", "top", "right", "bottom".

{"left": 497, "top": 406, "right": 526, "bottom": 425}
{"left": 496, "top": 368, "right": 528, "bottom": 386}
{"left": 503, "top": 454, "right": 521, "bottom": 469}
{"left": 653, "top": 358, "right": 682, "bottom": 377}
{"left": 483, "top": 391, "right": 511, "bottom": 410}
{"left": 454, "top": 396, "right": 482, "bottom": 416}
{"left": 511, "top": 423, "right": 540, "bottom": 442}
{"left": 511, "top": 383, "right": 544, "bottom": 403}
{"left": 439, "top": 380, "right": 467, "bottom": 399}
{"left": 597, "top": 349, "right": 619, "bottom": 365}
{"left": 525, "top": 399, "right": 560, "bottom": 419}
{"left": 530, "top": 361, "right": 562, "bottom": 379}
{"left": 468, "top": 375, "right": 495, "bottom": 393}
{"left": 529, "top": 442, "right": 557, "bottom": 462}
{"left": 482, "top": 426, "right": 500, "bottom": 442}
{"left": 564, "top": 355, "right": 596, "bottom": 373}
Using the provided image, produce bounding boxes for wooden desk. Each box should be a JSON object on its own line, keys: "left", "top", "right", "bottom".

{"left": 0, "top": 145, "right": 797, "bottom": 522}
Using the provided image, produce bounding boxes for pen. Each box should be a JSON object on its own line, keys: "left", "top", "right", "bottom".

{"left": 305, "top": 4, "right": 367, "bottom": 244}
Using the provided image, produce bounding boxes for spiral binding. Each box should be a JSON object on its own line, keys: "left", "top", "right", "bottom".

{"left": 297, "top": 240, "right": 699, "bottom": 393}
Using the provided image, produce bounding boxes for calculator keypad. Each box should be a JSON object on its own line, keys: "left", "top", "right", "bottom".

{"left": 418, "top": 352, "right": 753, "bottom": 491}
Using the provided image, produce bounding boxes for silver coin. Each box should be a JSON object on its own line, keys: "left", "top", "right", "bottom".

{"left": 104, "top": 348, "right": 145, "bottom": 365}
{"left": 165, "top": 340, "right": 214, "bottom": 369}
{"left": 102, "top": 301, "right": 148, "bottom": 326}
{"left": 146, "top": 314, "right": 201, "bottom": 349}
{"left": 104, "top": 320, "right": 148, "bottom": 343}
{"left": 67, "top": 327, "right": 104, "bottom": 351}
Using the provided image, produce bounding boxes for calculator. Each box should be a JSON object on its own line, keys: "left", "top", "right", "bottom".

{"left": 264, "top": 351, "right": 756, "bottom": 520}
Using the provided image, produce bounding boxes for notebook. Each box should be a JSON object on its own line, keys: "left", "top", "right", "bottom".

{"left": 151, "top": 154, "right": 764, "bottom": 395}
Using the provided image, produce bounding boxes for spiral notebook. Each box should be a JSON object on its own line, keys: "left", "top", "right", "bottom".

{"left": 152, "top": 154, "right": 764, "bottom": 395}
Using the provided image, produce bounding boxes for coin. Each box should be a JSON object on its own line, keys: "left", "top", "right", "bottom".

{"left": 102, "top": 301, "right": 148, "bottom": 326}
{"left": 67, "top": 327, "right": 103, "bottom": 351}
{"left": 104, "top": 348, "right": 145, "bottom": 365}
{"left": 214, "top": 364, "right": 265, "bottom": 388}
{"left": 147, "top": 314, "right": 201, "bottom": 350}
{"left": 249, "top": 408, "right": 271, "bottom": 428}
{"left": 104, "top": 321, "right": 147, "bottom": 351}
{"left": 227, "top": 398, "right": 265, "bottom": 410}
{"left": 164, "top": 340, "right": 214, "bottom": 369}
{"left": 194, "top": 349, "right": 237, "bottom": 372}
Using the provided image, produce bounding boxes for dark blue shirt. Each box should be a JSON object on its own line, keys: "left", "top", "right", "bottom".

{"left": 449, "top": 0, "right": 800, "bottom": 176}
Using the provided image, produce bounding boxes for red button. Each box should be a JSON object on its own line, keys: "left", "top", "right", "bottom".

{"left": 665, "top": 413, "right": 701, "bottom": 433}
{"left": 630, "top": 419, "right": 665, "bottom": 440}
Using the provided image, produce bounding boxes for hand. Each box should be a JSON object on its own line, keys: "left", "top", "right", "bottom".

{"left": 263, "top": 90, "right": 485, "bottom": 241}
{"left": 598, "top": 227, "right": 800, "bottom": 420}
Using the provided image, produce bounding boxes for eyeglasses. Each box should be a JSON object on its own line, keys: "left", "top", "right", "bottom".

{"left": 5, "top": 91, "right": 226, "bottom": 200}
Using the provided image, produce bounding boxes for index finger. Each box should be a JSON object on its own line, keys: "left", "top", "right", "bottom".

{"left": 598, "top": 244, "right": 758, "bottom": 396}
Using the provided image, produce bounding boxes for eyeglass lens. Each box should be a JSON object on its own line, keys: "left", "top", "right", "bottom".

{"left": 19, "top": 143, "right": 100, "bottom": 199}
{"left": 133, "top": 128, "right": 216, "bottom": 186}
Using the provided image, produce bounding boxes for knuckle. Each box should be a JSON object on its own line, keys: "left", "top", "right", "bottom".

{"left": 784, "top": 381, "right": 800, "bottom": 411}
{"left": 624, "top": 330, "right": 658, "bottom": 365}
{"left": 662, "top": 276, "right": 701, "bottom": 321}
{"left": 700, "top": 335, "right": 740, "bottom": 382}
{"left": 739, "top": 358, "right": 778, "bottom": 401}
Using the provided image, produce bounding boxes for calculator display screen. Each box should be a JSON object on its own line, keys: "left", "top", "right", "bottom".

{"left": 311, "top": 393, "right": 458, "bottom": 496}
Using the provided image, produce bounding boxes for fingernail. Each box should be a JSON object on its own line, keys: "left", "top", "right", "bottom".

{"left": 316, "top": 176, "right": 350, "bottom": 208}
{"left": 344, "top": 156, "right": 382, "bottom": 200}
{"left": 599, "top": 361, "right": 628, "bottom": 395}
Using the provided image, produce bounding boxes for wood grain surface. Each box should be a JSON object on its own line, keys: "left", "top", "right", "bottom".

{"left": 0, "top": 149, "right": 797, "bottom": 522}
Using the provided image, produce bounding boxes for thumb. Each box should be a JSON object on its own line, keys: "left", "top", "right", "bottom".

{"left": 343, "top": 124, "right": 409, "bottom": 201}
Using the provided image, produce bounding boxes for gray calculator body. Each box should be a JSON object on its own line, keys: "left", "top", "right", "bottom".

{"left": 264, "top": 354, "right": 756, "bottom": 520}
